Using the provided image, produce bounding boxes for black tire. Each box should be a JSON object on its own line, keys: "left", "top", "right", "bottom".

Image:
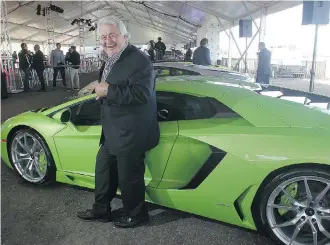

{"left": 254, "top": 167, "right": 330, "bottom": 245}
{"left": 8, "top": 128, "right": 56, "bottom": 185}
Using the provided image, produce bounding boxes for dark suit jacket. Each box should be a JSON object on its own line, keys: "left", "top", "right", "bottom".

{"left": 99, "top": 44, "right": 160, "bottom": 156}
{"left": 18, "top": 50, "right": 31, "bottom": 69}
{"left": 257, "top": 48, "right": 271, "bottom": 76}
{"left": 32, "top": 50, "right": 45, "bottom": 70}
{"left": 68, "top": 51, "right": 80, "bottom": 69}
{"left": 192, "top": 46, "right": 211, "bottom": 66}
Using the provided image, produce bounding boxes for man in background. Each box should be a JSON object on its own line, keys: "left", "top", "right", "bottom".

{"left": 65, "top": 47, "right": 72, "bottom": 64}
{"left": 50, "top": 43, "right": 67, "bottom": 89}
{"left": 67, "top": 46, "right": 81, "bottom": 90}
{"left": 193, "top": 38, "right": 211, "bottom": 66}
{"left": 184, "top": 47, "right": 192, "bottom": 62}
{"left": 32, "top": 44, "right": 46, "bottom": 92}
{"left": 12, "top": 51, "right": 17, "bottom": 69}
{"left": 154, "top": 37, "right": 166, "bottom": 60}
{"left": 18, "top": 43, "right": 32, "bottom": 92}
{"left": 256, "top": 42, "right": 271, "bottom": 84}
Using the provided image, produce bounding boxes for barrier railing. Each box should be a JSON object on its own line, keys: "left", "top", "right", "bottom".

{"left": 3, "top": 58, "right": 102, "bottom": 92}
{"left": 1, "top": 56, "right": 22, "bottom": 93}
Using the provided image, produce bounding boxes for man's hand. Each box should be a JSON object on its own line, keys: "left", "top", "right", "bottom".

{"left": 85, "top": 80, "right": 99, "bottom": 92}
{"left": 95, "top": 81, "right": 109, "bottom": 98}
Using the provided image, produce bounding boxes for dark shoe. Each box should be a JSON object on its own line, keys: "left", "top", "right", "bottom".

{"left": 114, "top": 215, "right": 149, "bottom": 228}
{"left": 38, "top": 88, "right": 46, "bottom": 92}
{"left": 77, "top": 209, "right": 111, "bottom": 222}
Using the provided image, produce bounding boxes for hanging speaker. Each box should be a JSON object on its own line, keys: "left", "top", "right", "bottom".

{"left": 239, "top": 19, "right": 252, "bottom": 38}
{"left": 302, "top": 1, "right": 330, "bottom": 25}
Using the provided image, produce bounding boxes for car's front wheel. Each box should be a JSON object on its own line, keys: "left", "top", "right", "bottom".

{"left": 9, "top": 128, "right": 56, "bottom": 184}
{"left": 256, "top": 168, "right": 330, "bottom": 245}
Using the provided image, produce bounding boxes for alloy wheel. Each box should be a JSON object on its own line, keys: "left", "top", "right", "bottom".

{"left": 266, "top": 176, "right": 330, "bottom": 245}
{"left": 10, "top": 131, "right": 48, "bottom": 183}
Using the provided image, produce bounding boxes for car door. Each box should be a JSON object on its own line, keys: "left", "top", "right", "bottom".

{"left": 53, "top": 97, "right": 178, "bottom": 188}
{"left": 157, "top": 92, "right": 245, "bottom": 189}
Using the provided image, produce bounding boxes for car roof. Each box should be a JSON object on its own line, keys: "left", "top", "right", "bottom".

{"left": 153, "top": 61, "right": 235, "bottom": 73}
{"left": 156, "top": 75, "right": 261, "bottom": 91}
{"left": 153, "top": 62, "right": 251, "bottom": 80}
{"left": 156, "top": 78, "right": 330, "bottom": 128}
{"left": 156, "top": 77, "right": 258, "bottom": 108}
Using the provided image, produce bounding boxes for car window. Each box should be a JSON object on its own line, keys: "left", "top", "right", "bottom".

{"left": 154, "top": 67, "right": 170, "bottom": 77}
{"left": 70, "top": 99, "right": 101, "bottom": 126}
{"left": 156, "top": 91, "right": 239, "bottom": 122}
{"left": 154, "top": 66, "right": 200, "bottom": 78}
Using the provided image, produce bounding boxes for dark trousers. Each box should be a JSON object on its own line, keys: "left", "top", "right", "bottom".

{"left": 52, "top": 67, "right": 66, "bottom": 87}
{"left": 36, "top": 69, "right": 46, "bottom": 90}
{"left": 22, "top": 68, "right": 30, "bottom": 91}
{"left": 1, "top": 71, "right": 8, "bottom": 99}
{"left": 256, "top": 73, "right": 270, "bottom": 84}
{"left": 94, "top": 143, "right": 148, "bottom": 218}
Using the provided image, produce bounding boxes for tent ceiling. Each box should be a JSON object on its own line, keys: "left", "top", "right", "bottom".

{"left": 4, "top": 1, "right": 301, "bottom": 46}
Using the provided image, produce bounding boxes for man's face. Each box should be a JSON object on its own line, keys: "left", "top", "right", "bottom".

{"left": 100, "top": 24, "right": 127, "bottom": 56}
{"left": 57, "top": 44, "right": 61, "bottom": 49}
{"left": 34, "top": 46, "right": 38, "bottom": 51}
{"left": 23, "top": 44, "right": 27, "bottom": 50}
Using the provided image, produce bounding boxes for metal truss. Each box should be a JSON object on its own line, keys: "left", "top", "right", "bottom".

{"left": 45, "top": 2, "right": 55, "bottom": 57}
{"left": 1, "top": 0, "right": 19, "bottom": 93}
{"left": 1, "top": 0, "right": 12, "bottom": 56}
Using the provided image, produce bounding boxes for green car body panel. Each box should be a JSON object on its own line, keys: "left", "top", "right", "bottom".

{"left": 2, "top": 77, "right": 330, "bottom": 231}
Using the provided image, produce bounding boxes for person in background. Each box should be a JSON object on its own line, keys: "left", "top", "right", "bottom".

{"left": 12, "top": 51, "right": 17, "bottom": 68}
{"left": 65, "top": 47, "right": 72, "bottom": 65}
{"left": 18, "top": 43, "right": 32, "bottom": 92}
{"left": 193, "top": 38, "right": 211, "bottom": 66}
{"left": 50, "top": 43, "right": 67, "bottom": 89}
{"left": 68, "top": 46, "right": 81, "bottom": 90}
{"left": 184, "top": 47, "right": 192, "bottom": 62}
{"left": 147, "top": 40, "right": 155, "bottom": 62}
{"left": 154, "top": 37, "right": 166, "bottom": 60}
{"left": 32, "top": 44, "right": 46, "bottom": 92}
{"left": 256, "top": 42, "right": 271, "bottom": 84}
{"left": 77, "top": 16, "right": 160, "bottom": 228}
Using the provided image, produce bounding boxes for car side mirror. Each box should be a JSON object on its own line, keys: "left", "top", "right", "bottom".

{"left": 52, "top": 108, "right": 71, "bottom": 123}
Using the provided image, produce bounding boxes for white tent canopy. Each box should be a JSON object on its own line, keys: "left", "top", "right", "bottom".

{"left": 5, "top": 1, "right": 300, "bottom": 48}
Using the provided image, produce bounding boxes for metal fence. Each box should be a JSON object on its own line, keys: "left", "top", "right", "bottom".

{"left": 221, "top": 57, "right": 329, "bottom": 79}
{"left": 1, "top": 57, "right": 102, "bottom": 93}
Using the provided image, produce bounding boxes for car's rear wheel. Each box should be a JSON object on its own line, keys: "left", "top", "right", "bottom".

{"left": 257, "top": 168, "right": 330, "bottom": 245}
{"left": 9, "top": 129, "right": 56, "bottom": 184}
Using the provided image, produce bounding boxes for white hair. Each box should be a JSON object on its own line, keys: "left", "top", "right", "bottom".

{"left": 98, "top": 16, "right": 131, "bottom": 39}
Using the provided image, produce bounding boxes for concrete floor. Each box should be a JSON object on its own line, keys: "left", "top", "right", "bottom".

{"left": 1, "top": 72, "right": 277, "bottom": 245}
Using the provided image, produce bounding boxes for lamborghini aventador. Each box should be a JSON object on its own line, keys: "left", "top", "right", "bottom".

{"left": 1, "top": 77, "right": 330, "bottom": 245}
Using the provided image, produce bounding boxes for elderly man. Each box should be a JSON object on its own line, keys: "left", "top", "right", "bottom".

{"left": 77, "top": 16, "right": 160, "bottom": 228}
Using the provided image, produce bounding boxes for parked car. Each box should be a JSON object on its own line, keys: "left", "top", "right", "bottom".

{"left": 2, "top": 77, "right": 330, "bottom": 245}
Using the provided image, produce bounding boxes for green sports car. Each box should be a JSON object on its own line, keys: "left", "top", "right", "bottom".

{"left": 1, "top": 77, "right": 330, "bottom": 245}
